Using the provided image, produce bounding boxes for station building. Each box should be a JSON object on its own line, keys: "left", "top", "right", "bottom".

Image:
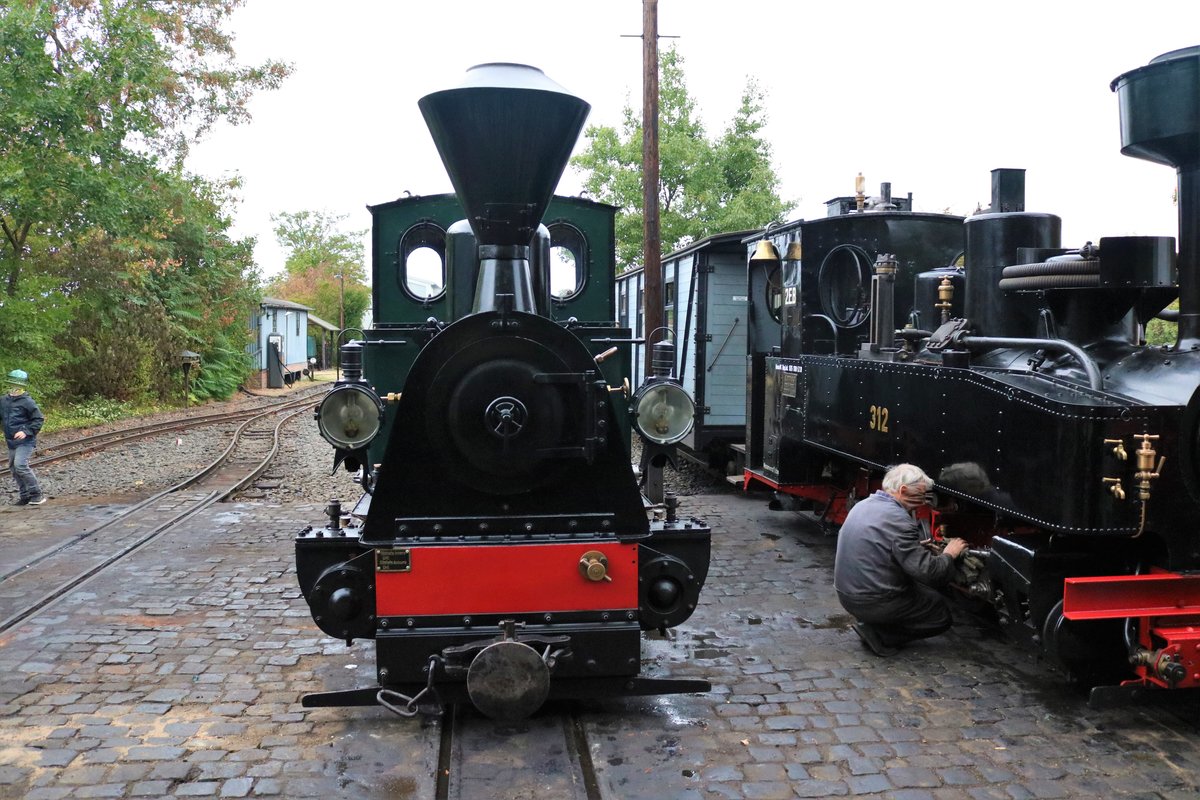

{"left": 249, "top": 297, "right": 312, "bottom": 389}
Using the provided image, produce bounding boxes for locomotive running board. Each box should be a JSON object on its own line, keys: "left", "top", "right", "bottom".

{"left": 301, "top": 676, "right": 712, "bottom": 708}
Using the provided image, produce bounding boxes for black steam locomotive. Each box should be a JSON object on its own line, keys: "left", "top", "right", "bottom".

{"left": 295, "top": 64, "right": 710, "bottom": 719}
{"left": 744, "top": 47, "right": 1200, "bottom": 704}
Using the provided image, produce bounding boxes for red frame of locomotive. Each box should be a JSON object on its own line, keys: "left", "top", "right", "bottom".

{"left": 1063, "top": 572, "right": 1200, "bottom": 691}
{"left": 374, "top": 542, "right": 639, "bottom": 617}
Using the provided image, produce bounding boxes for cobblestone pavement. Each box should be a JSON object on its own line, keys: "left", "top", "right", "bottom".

{"left": 2, "top": 490, "right": 1199, "bottom": 799}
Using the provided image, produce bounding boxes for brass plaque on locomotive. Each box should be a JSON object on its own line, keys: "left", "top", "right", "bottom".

{"left": 780, "top": 372, "right": 798, "bottom": 399}
{"left": 376, "top": 548, "right": 412, "bottom": 573}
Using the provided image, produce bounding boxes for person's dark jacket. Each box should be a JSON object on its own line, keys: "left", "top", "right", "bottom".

{"left": 1, "top": 392, "right": 44, "bottom": 447}
{"left": 833, "top": 490, "right": 955, "bottom": 599}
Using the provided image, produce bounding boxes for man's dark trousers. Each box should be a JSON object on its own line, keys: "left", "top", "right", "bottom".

{"left": 837, "top": 585, "right": 952, "bottom": 647}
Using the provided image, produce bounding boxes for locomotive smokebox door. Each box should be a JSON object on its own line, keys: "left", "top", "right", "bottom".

{"left": 466, "top": 639, "right": 551, "bottom": 721}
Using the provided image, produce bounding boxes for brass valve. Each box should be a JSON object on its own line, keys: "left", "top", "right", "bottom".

{"left": 1131, "top": 647, "right": 1187, "bottom": 686}
{"left": 608, "top": 378, "right": 630, "bottom": 398}
{"left": 935, "top": 277, "right": 954, "bottom": 324}
{"left": 1133, "top": 434, "right": 1165, "bottom": 502}
{"left": 1102, "top": 477, "right": 1126, "bottom": 500}
{"left": 384, "top": 392, "right": 402, "bottom": 404}
{"left": 1104, "top": 438, "right": 1128, "bottom": 461}
{"left": 578, "top": 550, "right": 611, "bottom": 582}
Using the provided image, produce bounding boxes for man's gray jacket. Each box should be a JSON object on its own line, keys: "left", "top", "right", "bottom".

{"left": 833, "top": 490, "right": 956, "bottom": 599}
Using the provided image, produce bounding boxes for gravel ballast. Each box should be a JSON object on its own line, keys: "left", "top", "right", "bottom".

{"left": 9, "top": 385, "right": 730, "bottom": 507}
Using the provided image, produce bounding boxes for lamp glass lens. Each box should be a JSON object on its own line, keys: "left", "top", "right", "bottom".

{"left": 634, "top": 382, "right": 695, "bottom": 445}
{"left": 318, "top": 386, "right": 381, "bottom": 449}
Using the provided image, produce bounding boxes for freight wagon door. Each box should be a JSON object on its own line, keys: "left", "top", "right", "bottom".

{"left": 687, "top": 253, "right": 748, "bottom": 453}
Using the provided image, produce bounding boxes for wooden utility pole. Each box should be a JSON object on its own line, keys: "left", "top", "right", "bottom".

{"left": 641, "top": 0, "right": 663, "bottom": 377}
{"left": 338, "top": 272, "right": 345, "bottom": 330}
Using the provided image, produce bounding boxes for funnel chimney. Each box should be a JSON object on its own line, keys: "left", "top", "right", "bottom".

{"left": 1112, "top": 47, "right": 1200, "bottom": 350}
{"left": 419, "top": 64, "right": 591, "bottom": 247}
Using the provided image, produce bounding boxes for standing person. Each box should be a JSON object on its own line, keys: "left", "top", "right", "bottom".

{"left": 2, "top": 369, "right": 46, "bottom": 506}
{"left": 833, "top": 463, "right": 966, "bottom": 656}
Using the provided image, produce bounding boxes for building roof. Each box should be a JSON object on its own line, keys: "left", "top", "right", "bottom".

{"left": 307, "top": 313, "right": 338, "bottom": 332}
{"left": 261, "top": 296, "right": 312, "bottom": 311}
{"left": 617, "top": 228, "right": 762, "bottom": 278}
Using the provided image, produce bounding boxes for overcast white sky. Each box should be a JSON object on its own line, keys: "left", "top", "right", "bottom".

{"left": 187, "top": 0, "right": 1200, "bottom": 281}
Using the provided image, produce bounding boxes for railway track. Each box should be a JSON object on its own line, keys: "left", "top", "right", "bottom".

{"left": 0, "top": 387, "right": 325, "bottom": 477}
{"left": 3, "top": 385, "right": 610, "bottom": 796}
{"left": 435, "top": 705, "right": 603, "bottom": 800}
{"left": 0, "top": 400, "right": 314, "bottom": 635}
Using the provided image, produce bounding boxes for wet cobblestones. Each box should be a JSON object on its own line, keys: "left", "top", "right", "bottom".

{"left": 1, "top": 488, "right": 1199, "bottom": 798}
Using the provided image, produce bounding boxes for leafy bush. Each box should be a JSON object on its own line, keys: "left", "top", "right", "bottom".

{"left": 190, "top": 333, "right": 255, "bottom": 401}
{"left": 45, "top": 396, "right": 135, "bottom": 433}
{"left": 69, "top": 396, "right": 131, "bottom": 424}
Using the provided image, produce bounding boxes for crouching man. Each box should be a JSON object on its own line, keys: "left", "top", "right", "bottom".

{"left": 834, "top": 463, "right": 966, "bottom": 656}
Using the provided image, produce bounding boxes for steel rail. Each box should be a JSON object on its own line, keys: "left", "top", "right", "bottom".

{"left": 0, "top": 490, "right": 222, "bottom": 634}
{"left": 220, "top": 406, "right": 312, "bottom": 498}
{"left": 0, "top": 403, "right": 312, "bottom": 634}
{"left": 182, "top": 403, "right": 312, "bottom": 488}
{"left": 0, "top": 389, "right": 323, "bottom": 476}
{"left": 566, "top": 711, "right": 604, "bottom": 800}
{"left": 0, "top": 402, "right": 313, "bottom": 584}
{"left": 434, "top": 707, "right": 602, "bottom": 800}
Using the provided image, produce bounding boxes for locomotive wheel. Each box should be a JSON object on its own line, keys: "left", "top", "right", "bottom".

{"left": 466, "top": 640, "right": 551, "bottom": 720}
{"left": 1041, "top": 599, "right": 1126, "bottom": 685}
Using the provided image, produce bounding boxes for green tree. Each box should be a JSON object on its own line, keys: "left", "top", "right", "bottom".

{"left": 0, "top": 0, "right": 287, "bottom": 404}
{"left": 267, "top": 211, "right": 370, "bottom": 331}
{"left": 50, "top": 172, "right": 260, "bottom": 403}
{"left": 0, "top": 0, "right": 288, "bottom": 297}
{"left": 571, "top": 47, "right": 792, "bottom": 271}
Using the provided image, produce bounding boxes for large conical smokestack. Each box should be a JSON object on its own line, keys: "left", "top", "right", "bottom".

{"left": 418, "top": 63, "right": 591, "bottom": 247}
{"left": 1112, "top": 46, "right": 1200, "bottom": 350}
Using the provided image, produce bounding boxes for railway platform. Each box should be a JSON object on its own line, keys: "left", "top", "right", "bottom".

{"left": 2, "top": 490, "right": 1199, "bottom": 799}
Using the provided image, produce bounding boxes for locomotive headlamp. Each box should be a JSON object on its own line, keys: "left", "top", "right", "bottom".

{"left": 316, "top": 383, "right": 385, "bottom": 450}
{"left": 632, "top": 378, "right": 695, "bottom": 446}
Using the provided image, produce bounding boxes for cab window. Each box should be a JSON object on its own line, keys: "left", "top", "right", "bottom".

{"left": 399, "top": 222, "right": 446, "bottom": 301}
{"left": 547, "top": 222, "right": 587, "bottom": 302}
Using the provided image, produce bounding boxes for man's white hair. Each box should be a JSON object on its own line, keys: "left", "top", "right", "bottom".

{"left": 882, "top": 463, "right": 931, "bottom": 493}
